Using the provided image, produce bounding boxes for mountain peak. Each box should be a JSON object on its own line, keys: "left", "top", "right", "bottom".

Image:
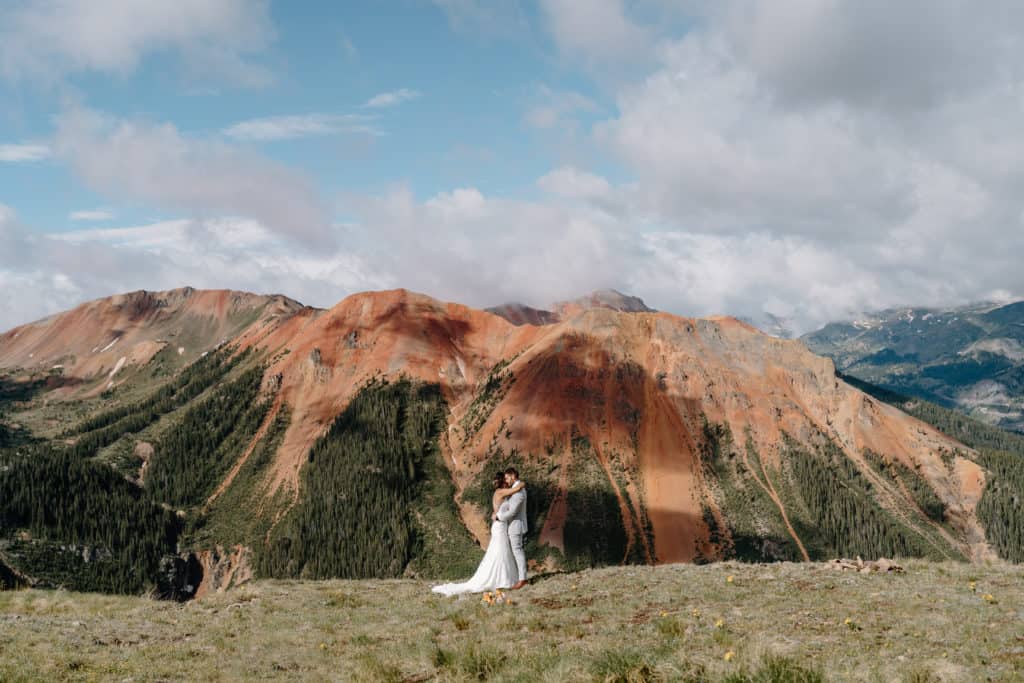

{"left": 487, "top": 289, "right": 655, "bottom": 326}
{"left": 561, "top": 289, "right": 655, "bottom": 314}
{"left": 0, "top": 287, "right": 310, "bottom": 380}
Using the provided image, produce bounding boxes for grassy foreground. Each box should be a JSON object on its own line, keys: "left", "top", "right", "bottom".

{"left": 1, "top": 561, "right": 1022, "bottom": 682}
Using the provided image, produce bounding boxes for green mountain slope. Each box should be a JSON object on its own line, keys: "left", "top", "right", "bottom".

{"left": 841, "top": 373, "right": 1024, "bottom": 562}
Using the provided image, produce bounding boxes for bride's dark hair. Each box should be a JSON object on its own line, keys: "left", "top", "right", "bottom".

{"left": 493, "top": 471, "right": 506, "bottom": 490}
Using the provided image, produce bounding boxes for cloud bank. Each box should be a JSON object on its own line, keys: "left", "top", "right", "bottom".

{"left": 0, "top": 0, "right": 274, "bottom": 85}
{"left": 6, "top": 1, "right": 1024, "bottom": 337}
{"left": 52, "top": 107, "right": 335, "bottom": 248}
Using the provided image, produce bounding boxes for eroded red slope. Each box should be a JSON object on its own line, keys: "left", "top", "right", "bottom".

{"left": 239, "top": 290, "right": 989, "bottom": 563}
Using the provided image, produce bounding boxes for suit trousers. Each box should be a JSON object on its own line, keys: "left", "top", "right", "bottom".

{"left": 508, "top": 528, "right": 527, "bottom": 581}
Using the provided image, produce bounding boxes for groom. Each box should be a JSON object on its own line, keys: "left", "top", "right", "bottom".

{"left": 497, "top": 467, "right": 528, "bottom": 590}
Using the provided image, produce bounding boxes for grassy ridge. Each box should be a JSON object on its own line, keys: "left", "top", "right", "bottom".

{"left": 1, "top": 561, "right": 1021, "bottom": 681}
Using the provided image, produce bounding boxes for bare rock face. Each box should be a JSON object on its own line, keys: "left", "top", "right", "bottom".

{"left": 193, "top": 545, "right": 253, "bottom": 598}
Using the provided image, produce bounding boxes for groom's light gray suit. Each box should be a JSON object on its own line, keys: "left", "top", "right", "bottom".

{"left": 497, "top": 484, "right": 528, "bottom": 582}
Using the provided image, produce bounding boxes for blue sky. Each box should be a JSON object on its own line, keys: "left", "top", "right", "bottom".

{"left": 2, "top": 1, "right": 1024, "bottom": 333}
{"left": 1, "top": 2, "right": 607, "bottom": 230}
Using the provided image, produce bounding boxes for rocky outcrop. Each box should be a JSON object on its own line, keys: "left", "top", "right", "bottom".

{"left": 193, "top": 545, "right": 253, "bottom": 599}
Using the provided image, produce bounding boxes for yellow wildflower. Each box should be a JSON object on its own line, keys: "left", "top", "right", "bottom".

{"left": 319, "top": 643, "right": 327, "bottom": 651}
{"left": 982, "top": 593, "right": 996, "bottom": 604}
{"left": 724, "top": 651, "right": 735, "bottom": 662}
{"left": 715, "top": 619, "right": 725, "bottom": 629}
{"left": 969, "top": 581, "right": 977, "bottom": 592}
{"left": 691, "top": 609, "right": 701, "bottom": 618}
{"left": 726, "top": 575, "right": 734, "bottom": 584}
{"left": 660, "top": 611, "right": 668, "bottom": 618}
{"left": 843, "top": 618, "right": 853, "bottom": 625}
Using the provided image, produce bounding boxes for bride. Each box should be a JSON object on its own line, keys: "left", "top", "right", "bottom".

{"left": 432, "top": 472, "right": 524, "bottom": 596}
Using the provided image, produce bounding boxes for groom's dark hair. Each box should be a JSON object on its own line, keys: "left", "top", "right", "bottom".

{"left": 504, "top": 466, "right": 519, "bottom": 479}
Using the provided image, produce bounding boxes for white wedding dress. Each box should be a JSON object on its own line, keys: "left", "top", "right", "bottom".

{"left": 432, "top": 502, "right": 518, "bottom": 596}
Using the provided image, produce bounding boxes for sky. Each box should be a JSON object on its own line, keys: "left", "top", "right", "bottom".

{"left": 2, "top": 0, "right": 1024, "bottom": 334}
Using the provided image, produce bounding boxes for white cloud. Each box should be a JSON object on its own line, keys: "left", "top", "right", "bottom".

{"left": 538, "top": 166, "right": 611, "bottom": 200}
{"left": 0, "top": 143, "right": 50, "bottom": 162}
{"left": 59, "top": 219, "right": 193, "bottom": 248}
{"left": 7, "top": 0, "right": 1024, "bottom": 338}
{"left": 223, "top": 113, "right": 379, "bottom": 141}
{"left": 538, "top": 0, "right": 653, "bottom": 65}
{"left": 572, "top": 0, "right": 1024, "bottom": 329}
{"left": 0, "top": 208, "right": 381, "bottom": 332}
{"left": 723, "top": 0, "right": 1024, "bottom": 111}
{"left": 345, "top": 185, "right": 631, "bottom": 309}
{"left": 0, "top": 0, "right": 274, "bottom": 86}
{"left": 53, "top": 106, "right": 334, "bottom": 248}
{"left": 69, "top": 209, "right": 114, "bottom": 221}
{"left": 364, "top": 89, "right": 421, "bottom": 108}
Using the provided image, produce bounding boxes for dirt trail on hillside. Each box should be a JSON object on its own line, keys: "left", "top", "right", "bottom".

{"left": 745, "top": 446, "right": 810, "bottom": 562}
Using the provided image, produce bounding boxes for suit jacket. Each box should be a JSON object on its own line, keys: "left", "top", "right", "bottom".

{"left": 498, "top": 483, "right": 528, "bottom": 535}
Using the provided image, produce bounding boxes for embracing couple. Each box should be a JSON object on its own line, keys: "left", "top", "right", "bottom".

{"left": 432, "top": 467, "right": 528, "bottom": 596}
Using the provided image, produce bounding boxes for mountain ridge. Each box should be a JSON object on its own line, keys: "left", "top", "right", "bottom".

{"left": 2, "top": 286, "right": 1020, "bottom": 598}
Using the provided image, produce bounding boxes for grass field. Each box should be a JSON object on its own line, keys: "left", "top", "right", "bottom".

{"left": 1, "top": 561, "right": 1022, "bottom": 682}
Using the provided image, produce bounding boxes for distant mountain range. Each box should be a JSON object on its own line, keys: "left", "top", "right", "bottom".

{"left": 802, "top": 301, "right": 1024, "bottom": 432}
